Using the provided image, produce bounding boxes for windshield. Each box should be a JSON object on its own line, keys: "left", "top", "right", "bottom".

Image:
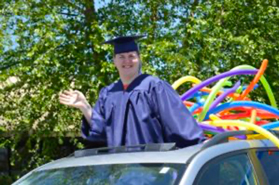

{"left": 15, "top": 163, "right": 185, "bottom": 185}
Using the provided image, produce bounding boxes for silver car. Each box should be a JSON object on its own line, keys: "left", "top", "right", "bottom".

{"left": 13, "top": 131, "right": 279, "bottom": 185}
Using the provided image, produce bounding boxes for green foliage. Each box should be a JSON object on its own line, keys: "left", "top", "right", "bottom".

{"left": 0, "top": 0, "right": 279, "bottom": 182}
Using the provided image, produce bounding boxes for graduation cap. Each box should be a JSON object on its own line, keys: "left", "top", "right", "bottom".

{"left": 103, "top": 35, "right": 144, "bottom": 54}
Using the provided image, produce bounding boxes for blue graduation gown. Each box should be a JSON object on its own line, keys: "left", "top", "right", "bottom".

{"left": 81, "top": 74, "right": 204, "bottom": 148}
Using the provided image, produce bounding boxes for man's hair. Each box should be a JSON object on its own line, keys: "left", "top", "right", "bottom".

{"left": 113, "top": 51, "right": 140, "bottom": 57}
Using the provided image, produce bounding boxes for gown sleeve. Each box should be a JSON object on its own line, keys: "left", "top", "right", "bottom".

{"left": 81, "top": 88, "right": 107, "bottom": 142}
{"left": 152, "top": 81, "right": 204, "bottom": 148}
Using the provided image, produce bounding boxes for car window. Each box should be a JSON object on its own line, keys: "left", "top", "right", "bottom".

{"left": 15, "top": 163, "right": 185, "bottom": 185}
{"left": 256, "top": 150, "right": 279, "bottom": 185}
{"left": 194, "top": 153, "right": 257, "bottom": 185}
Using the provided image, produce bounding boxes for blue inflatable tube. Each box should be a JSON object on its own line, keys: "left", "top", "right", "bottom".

{"left": 262, "top": 121, "right": 279, "bottom": 129}
{"left": 205, "top": 101, "right": 279, "bottom": 120}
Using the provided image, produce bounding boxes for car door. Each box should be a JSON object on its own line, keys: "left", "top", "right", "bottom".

{"left": 251, "top": 148, "right": 279, "bottom": 185}
{"left": 192, "top": 151, "right": 260, "bottom": 185}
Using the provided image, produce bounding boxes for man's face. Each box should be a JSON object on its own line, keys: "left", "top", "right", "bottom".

{"left": 113, "top": 51, "right": 140, "bottom": 80}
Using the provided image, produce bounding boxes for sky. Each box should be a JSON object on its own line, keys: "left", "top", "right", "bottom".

{"left": 95, "top": 0, "right": 109, "bottom": 10}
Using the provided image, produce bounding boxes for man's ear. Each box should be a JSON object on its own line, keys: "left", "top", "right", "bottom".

{"left": 113, "top": 57, "right": 117, "bottom": 68}
{"left": 112, "top": 54, "right": 115, "bottom": 61}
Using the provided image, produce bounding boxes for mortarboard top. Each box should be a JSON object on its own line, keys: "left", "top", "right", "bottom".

{"left": 103, "top": 35, "right": 144, "bottom": 54}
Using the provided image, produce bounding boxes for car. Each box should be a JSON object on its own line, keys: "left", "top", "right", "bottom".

{"left": 12, "top": 130, "right": 279, "bottom": 185}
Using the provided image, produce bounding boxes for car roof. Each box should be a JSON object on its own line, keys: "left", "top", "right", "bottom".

{"left": 35, "top": 144, "right": 202, "bottom": 171}
{"left": 34, "top": 138, "right": 276, "bottom": 172}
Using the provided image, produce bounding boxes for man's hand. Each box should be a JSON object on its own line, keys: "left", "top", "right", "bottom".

{"left": 59, "top": 90, "right": 88, "bottom": 109}
{"left": 59, "top": 90, "right": 92, "bottom": 123}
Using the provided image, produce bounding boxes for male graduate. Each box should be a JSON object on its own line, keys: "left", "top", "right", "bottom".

{"left": 59, "top": 35, "right": 204, "bottom": 148}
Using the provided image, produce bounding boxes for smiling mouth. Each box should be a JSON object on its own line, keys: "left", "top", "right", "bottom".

{"left": 122, "top": 65, "right": 133, "bottom": 69}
